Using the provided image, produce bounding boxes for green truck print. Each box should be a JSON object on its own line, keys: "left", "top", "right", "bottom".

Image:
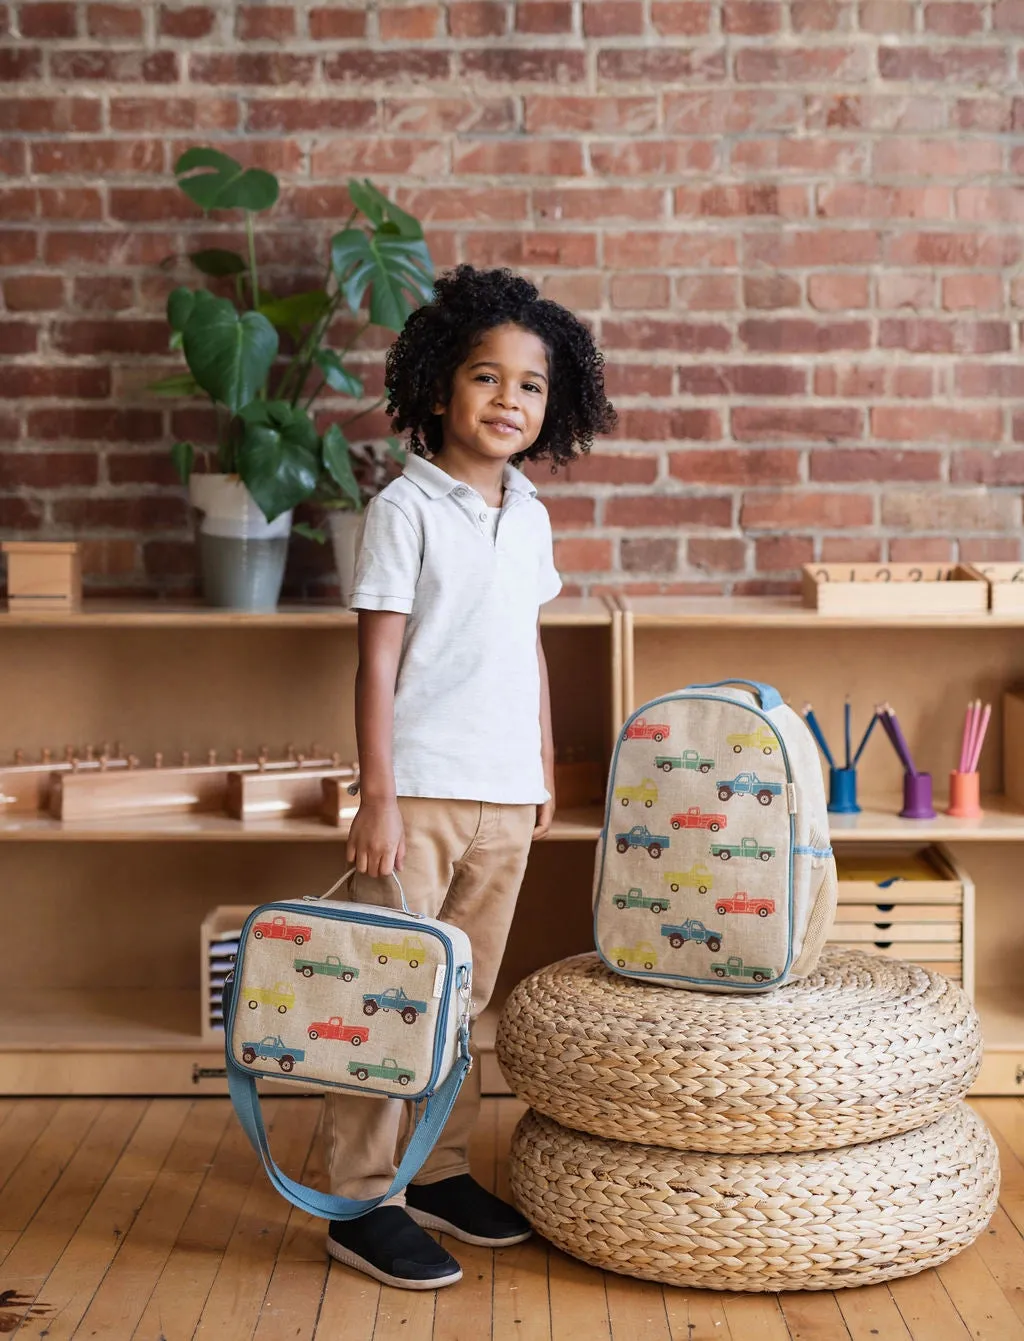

{"left": 711, "top": 955, "right": 777, "bottom": 984}
{"left": 612, "top": 887, "right": 670, "bottom": 914}
{"left": 710, "top": 836, "right": 775, "bottom": 862}
{"left": 655, "top": 750, "right": 713, "bottom": 774}
{"left": 293, "top": 953, "right": 359, "bottom": 982}
{"left": 348, "top": 1057, "right": 416, "bottom": 1086}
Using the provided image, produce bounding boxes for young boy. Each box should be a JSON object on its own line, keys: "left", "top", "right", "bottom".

{"left": 323, "top": 265, "right": 615, "bottom": 1289}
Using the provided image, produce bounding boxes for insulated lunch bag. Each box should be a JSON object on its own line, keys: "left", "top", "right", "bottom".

{"left": 224, "top": 870, "right": 473, "bottom": 1219}
{"left": 594, "top": 679, "right": 837, "bottom": 993}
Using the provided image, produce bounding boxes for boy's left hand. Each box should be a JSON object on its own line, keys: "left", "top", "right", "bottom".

{"left": 533, "top": 797, "right": 554, "bottom": 841}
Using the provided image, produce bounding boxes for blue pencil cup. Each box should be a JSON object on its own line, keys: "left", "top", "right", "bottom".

{"left": 828, "top": 766, "right": 860, "bottom": 814}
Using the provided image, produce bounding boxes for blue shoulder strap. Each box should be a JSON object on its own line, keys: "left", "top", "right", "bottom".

{"left": 687, "top": 679, "right": 783, "bottom": 711}
{"left": 223, "top": 977, "right": 472, "bottom": 1220}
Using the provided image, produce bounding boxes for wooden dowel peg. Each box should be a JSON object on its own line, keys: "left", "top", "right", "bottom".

{"left": 128, "top": 754, "right": 139, "bottom": 770}
{"left": 154, "top": 752, "right": 163, "bottom": 769}
{"left": 207, "top": 749, "right": 217, "bottom": 766}
{"left": 41, "top": 748, "right": 51, "bottom": 764}
{"left": 180, "top": 751, "right": 190, "bottom": 767}
{"left": 13, "top": 749, "right": 23, "bottom": 765}
{"left": 234, "top": 748, "right": 244, "bottom": 764}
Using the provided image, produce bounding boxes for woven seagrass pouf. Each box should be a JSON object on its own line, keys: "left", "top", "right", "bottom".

{"left": 496, "top": 947, "right": 982, "bottom": 1154}
{"left": 509, "top": 1105, "right": 998, "bottom": 1292}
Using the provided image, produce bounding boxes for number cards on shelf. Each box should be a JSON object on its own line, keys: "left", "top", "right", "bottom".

{"left": 801, "top": 564, "right": 988, "bottom": 617}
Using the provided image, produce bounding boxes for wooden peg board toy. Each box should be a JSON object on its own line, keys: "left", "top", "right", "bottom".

{"left": 226, "top": 759, "right": 358, "bottom": 820}
{"left": 0, "top": 746, "right": 129, "bottom": 813}
{"left": 322, "top": 774, "right": 362, "bottom": 827}
{"left": 966, "top": 563, "right": 1024, "bottom": 613}
{"left": 2, "top": 541, "right": 81, "bottom": 612}
{"left": 801, "top": 563, "right": 987, "bottom": 616}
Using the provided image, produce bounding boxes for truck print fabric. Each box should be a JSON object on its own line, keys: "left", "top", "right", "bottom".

{"left": 230, "top": 909, "right": 450, "bottom": 1098}
{"left": 595, "top": 684, "right": 837, "bottom": 993}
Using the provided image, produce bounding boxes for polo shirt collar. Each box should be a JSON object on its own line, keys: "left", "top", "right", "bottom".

{"left": 403, "top": 453, "right": 538, "bottom": 501}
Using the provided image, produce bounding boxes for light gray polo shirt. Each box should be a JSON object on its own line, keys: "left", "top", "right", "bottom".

{"left": 348, "top": 454, "right": 562, "bottom": 804}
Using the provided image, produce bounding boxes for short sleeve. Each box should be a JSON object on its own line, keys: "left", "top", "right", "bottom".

{"left": 348, "top": 497, "right": 422, "bottom": 614}
{"left": 535, "top": 503, "right": 562, "bottom": 605}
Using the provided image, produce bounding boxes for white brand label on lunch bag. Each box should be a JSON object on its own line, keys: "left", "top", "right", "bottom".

{"left": 432, "top": 965, "right": 446, "bottom": 998}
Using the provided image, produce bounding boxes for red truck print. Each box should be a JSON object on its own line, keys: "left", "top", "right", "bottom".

{"left": 625, "top": 716, "right": 670, "bottom": 744}
{"left": 714, "top": 891, "right": 776, "bottom": 918}
{"left": 252, "top": 915, "right": 312, "bottom": 946}
{"left": 670, "top": 807, "right": 726, "bottom": 833}
{"left": 307, "top": 1016, "right": 370, "bottom": 1044}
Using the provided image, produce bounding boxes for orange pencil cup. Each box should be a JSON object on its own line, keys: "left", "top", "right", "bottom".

{"left": 947, "top": 770, "right": 981, "bottom": 818}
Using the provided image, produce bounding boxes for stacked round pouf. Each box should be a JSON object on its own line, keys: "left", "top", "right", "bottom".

{"left": 495, "top": 947, "right": 998, "bottom": 1291}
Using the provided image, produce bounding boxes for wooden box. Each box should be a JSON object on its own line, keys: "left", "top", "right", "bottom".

{"left": 830, "top": 845, "right": 973, "bottom": 994}
{"left": 801, "top": 563, "right": 988, "bottom": 616}
{"left": 200, "top": 904, "right": 255, "bottom": 1040}
{"left": 2, "top": 541, "right": 81, "bottom": 612}
{"left": 967, "top": 562, "right": 1024, "bottom": 613}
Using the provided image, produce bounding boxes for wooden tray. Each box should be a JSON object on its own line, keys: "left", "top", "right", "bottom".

{"left": 801, "top": 564, "right": 987, "bottom": 616}
{"left": 966, "top": 562, "right": 1024, "bottom": 613}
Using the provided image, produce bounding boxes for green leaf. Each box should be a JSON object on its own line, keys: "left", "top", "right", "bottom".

{"left": 146, "top": 372, "right": 203, "bottom": 397}
{"left": 330, "top": 228, "right": 434, "bottom": 332}
{"left": 237, "top": 403, "right": 319, "bottom": 520}
{"left": 189, "top": 248, "right": 247, "bottom": 277}
{"left": 314, "top": 350, "right": 364, "bottom": 399}
{"left": 171, "top": 441, "right": 195, "bottom": 483}
{"left": 322, "top": 423, "right": 363, "bottom": 508}
{"left": 293, "top": 521, "right": 327, "bottom": 544}
{"left": 350, "top": 179, "right": 423, "bottom": 239}
{"left": 175, "top": 147, "right": 279, "bottom": 213}
{"left": 181, "top": 297, "right": 278, "bottom": 413}
{"left": 385, "top": 435, "right": 406, "bottom": 464}
{"left": 258, "top": 289, "right": 330, "bottom": 339}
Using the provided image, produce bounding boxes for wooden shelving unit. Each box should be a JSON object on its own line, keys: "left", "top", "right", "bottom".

{"left": 621, "top": 595, "right": 1024, "bottom": 1097}
{"left": 0, "top": 596, "right": 619, "bottom": 1096}
{"left": 7, "top": 591, "right": 1023, "bottom": 1098}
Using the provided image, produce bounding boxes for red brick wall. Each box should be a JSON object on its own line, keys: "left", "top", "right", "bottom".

{"left": 2, "top": 1, "right": 1023, "bottom": 598}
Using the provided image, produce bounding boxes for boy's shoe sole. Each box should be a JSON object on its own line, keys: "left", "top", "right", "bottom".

{"left": 326, "top": 1235, "right": 463, "bottom": 1290}
{"left": 406, "top": 1206, "right": 533, "bottom": 1249}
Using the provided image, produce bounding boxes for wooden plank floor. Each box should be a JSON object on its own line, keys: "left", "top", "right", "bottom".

{"left": 0, "top": 1096, "right": 1021, "bottom": 1339}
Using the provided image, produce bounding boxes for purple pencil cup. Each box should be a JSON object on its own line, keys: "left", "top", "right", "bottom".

{"left": 900, "top": 771, "right": 935, "bottom": 820}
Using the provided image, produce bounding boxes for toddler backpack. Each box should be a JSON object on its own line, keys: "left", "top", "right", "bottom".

{"left": 593, "top": 679, "right": 837, "bottom": 993}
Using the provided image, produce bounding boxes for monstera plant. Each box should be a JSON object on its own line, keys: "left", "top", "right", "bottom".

{"left": 147, "top": 148, "right": 434, "bottom": 608}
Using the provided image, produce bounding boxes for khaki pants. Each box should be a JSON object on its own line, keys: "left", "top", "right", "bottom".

{"left": 323, "top": 796, "right": 536, "bottom": 1202}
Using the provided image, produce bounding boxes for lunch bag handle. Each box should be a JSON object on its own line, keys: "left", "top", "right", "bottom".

{"left": 686, "top": 679, "right": 783, "bottom": 711}
{"left": 223, "top": 968, "right": 471, "bottom": 1222}
{"left": 318, "top": 867, "right": 423, "bottom": 918}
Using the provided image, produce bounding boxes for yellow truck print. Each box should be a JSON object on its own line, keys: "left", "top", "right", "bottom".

{"left": 607, "top": 941, "right": 658, "bottom": 970}
{"left": 371, "top": 936, "right": 427, "bottom": 968}
{"left": 243, "top": 982, "right": 295, "bottom": 1014}
{"left": 663, "top": 864, "right": 714, "bottom": 894}
{"left": 614, "top": 778, "right": 659, "bottom": 808}
{"left": 726, "top": 726, "right": 777, "bottom": 755}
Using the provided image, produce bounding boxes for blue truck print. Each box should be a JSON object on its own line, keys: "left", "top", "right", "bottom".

{"left": 239, "top": 1035, "right": 305, "bottom": 1073}
{"left": 362, "top": 987, "right": 428, "bottom": 1025}
{"left": 716, "top": 772, "right": 784, "bottom": 807}
{"left": 614, "top": 825, "right": 669, "bottom": 859}
{"left": 660, "top": 919, "right": 723, "bottom": 952}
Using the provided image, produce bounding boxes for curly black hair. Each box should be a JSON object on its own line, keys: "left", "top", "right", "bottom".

{"left": 384, "top": 265, "right": 616, "bottom": 466}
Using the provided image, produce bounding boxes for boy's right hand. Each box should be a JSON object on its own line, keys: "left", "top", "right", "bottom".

{"left": 346, "top": 797, "right": 406, "bottom": 878}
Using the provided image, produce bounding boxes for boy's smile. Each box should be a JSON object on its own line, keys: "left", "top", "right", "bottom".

{"left": 433, "top": 323, "right": 550, "bottom": 488}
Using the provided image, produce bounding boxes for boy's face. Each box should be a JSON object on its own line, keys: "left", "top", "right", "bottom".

{"left": 436, "top": 322, "right": 549, "bottom": 463}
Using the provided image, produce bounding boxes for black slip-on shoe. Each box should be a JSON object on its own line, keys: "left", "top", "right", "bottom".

{"left": 406, "top": 1173, "right": 533, "bottom": 1248}
{"left": 326, "top": 1205, "right": 463, "bottom": 1289}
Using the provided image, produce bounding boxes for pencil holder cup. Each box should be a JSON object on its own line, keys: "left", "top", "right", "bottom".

{"left": 900, "top": 772, "right": 936, "bottom": 820}
{"left": 947, "top": 770, "right": 982, "bottom": 819}
{"left": 828, "top": 767, "right": 860, "bottom": 814}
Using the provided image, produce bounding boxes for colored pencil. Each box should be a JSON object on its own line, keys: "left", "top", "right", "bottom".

{"left": 845, "top": 698, "right": 851, "bottom": 769}
{"left": 958, "top": 702, "right": 972, "bottom": 774}
{"left": 968, "top": 702, "right": 991, "bottom": 774}
{"left": 883, "top": 703, "right": 916, "bottom": 775}
{"left": 852, "top": 712, "right": 878, "bottom": 766}
{"left": 802, "top": 703, "right": 836, "bottom": 768}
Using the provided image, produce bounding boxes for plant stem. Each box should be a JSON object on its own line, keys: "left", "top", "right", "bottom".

{"left": 245, "top": 211, "right": 265, "bottom": 401}
{"left": 338, "top": 393, "right": 386, "bottom": 429}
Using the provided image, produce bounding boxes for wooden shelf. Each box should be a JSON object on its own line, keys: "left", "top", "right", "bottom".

{"left": 0, "top": 595, "right": 611, "bottom": 629}
{"left": 0, "top": 806, "right": 603, "bottom": 842}
{"left": 624, "top": 595, "right": 1024, "bottom": 630}
{"left": 828, "top": 795, "right": 1024, "bottom": 842}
